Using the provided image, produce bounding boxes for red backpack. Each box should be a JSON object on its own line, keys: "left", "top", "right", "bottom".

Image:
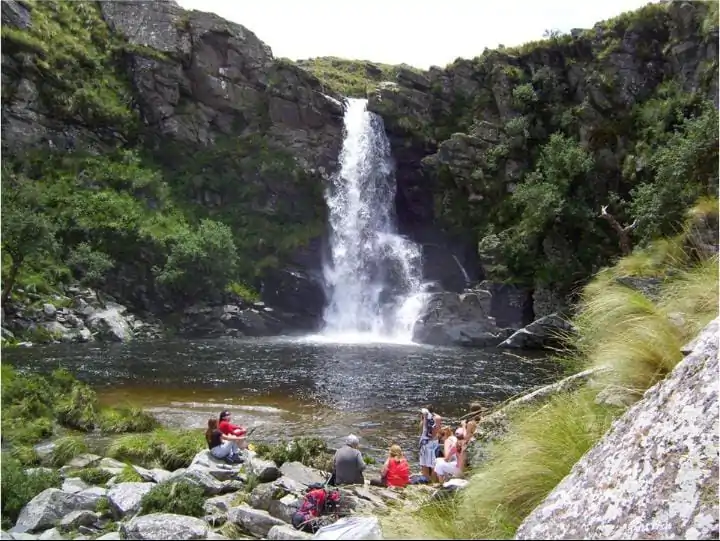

{"left": 292, "top": 486, "right": 341, "bottom": 532}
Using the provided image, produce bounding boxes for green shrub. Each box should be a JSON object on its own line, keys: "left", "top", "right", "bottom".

{"left": 115, "top": 464, "right": 143, "bottom": 483}
{"left": 1, "top": 457, "right": 61, "bottom": 529}
{"left": 106, "top": 429, "right": 205, "bottom": 470}
{"left": 49, "top": 436, "right": 88, "bottom": 468}
{"left": 97, "top": 406, "right": 160, "bottom": 434}
{"left": 139, "top": 481, "right": 205, "bottom": 517}
{"left": 254, "top": 437, "right": 334, "bottom": 471}
{"left": 95, "top": 496, "right": 111, "bottom": 515}
{"left": 78, "top": 467, "right": 113, "bottom": 486}
{"left": 53, "top": 382, "right": 98, "bottom": 431}
{"left": 9, "top": 445, "right": 41, "bottom": 466}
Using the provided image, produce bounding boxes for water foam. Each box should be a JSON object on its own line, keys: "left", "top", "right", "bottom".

{"left": 319, "top": 98, "right": 428, "bottom": 344}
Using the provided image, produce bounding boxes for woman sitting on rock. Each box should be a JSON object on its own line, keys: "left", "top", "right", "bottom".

{"left": 205, "top": 418, "right": 244, "bottom": 464}
{"left": 434, "top": 427, "right": 462, "bottom": 482}
{"left": 370, "top": 444, "right": 411, "bottom": 488}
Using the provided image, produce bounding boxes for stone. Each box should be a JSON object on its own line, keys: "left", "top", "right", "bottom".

{"left": 267, "top": 494, "right": 301, "bottom": 524}
{"left": 246, "top": 452, "right": 281, "bottom": 483}
{"left": 120, "top": 513, "right": 208, "bottom": 540}
{"left": 164, "top": 468, "right": 226, "bottom": 496}
{"left": 7, "top": 534, "right": 36, "bottom": 540}
{"left": 203, "top": 493, "right": 238, "bottom": 515}
{"left": 60, "top": 454, "right": 102, "bottom": 473}
{"left": 132, "top": 465, "right": 172, "bottom": 484}
{"left": 95, "top": 534, "right": 122, "bottom": 540}
{"left": 58, "top": 510, "right": 98, "bottom": 532}
{"left": 10, "top": 489, "right": 99, "bottom": 534}
{"left": 86, "top": 308, "right": 132, "bottom": 342}
{"left": 249, "top": 482, "right": 279, "bottom": 511}
{"left": 266, "top": 524, "right": 312, "bottom": 540}
{"left": 189, "top": 450, "right": 243, "bottom": 481}
{"left": 106, "top": 482, "right": 154, "bottom": 518}
{"left": 42, "top": 304, "right": 56, "bottom": 317}
{"left": 278, "top": 462, "right": 326, "bottom": 488}
{"left": 498, "top": 313, "right": 575, "bottom": 350}
{"left": 37, "top": 529, "right": 63, "bottom": 541}
{"left": 61, "top": 478, "right": 90, "bottom": 494}
{"left": 227, "top": 504, "right": 286, "bottom": 538}
{"left": 98, "top": 458, "right": 126, "bottom": 470}
{"left": 515, "top": 318, "right": 720, "bottom": 540}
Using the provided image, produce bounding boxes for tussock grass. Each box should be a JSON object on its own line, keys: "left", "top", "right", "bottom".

{"left": 139, "top": 481, "right": 206, "bottom": 517}
{"left": 97, "top": 406, "right": 160, "bottom": 434}
{"left": 106, "top": 429, "right": 205, "bottom": 470}
{"left": 50, "top": 436, "right": 89, "bottom": 467}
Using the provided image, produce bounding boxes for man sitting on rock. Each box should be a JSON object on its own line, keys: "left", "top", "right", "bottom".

{"left": 330, "top": 434, "right": 366, "bottom": 485}
{"left": 218, "top": 410, "right": 248, "bottom": 448}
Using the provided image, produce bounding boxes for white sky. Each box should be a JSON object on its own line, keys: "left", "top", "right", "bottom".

{"left": 176, "top": 0, "right": 656, "bottom": 69}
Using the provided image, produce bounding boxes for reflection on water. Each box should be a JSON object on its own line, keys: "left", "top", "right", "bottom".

{"left": 3, "top": 336, "right": 561, "bottom": 462}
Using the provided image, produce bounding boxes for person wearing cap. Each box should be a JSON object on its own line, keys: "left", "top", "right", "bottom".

{"left": 219, "top": 410, "right": 248, "bottom": 440}
{"left": 330, "top": 434, "right": 366, "bottom": 486}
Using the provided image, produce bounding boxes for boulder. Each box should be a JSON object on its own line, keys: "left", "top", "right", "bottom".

{"left": 249, "top": 482, "right": 280, "bottom": 511}
{"left": 164, "top": 468, "right": 227, "bottom": 496}
{"left": 515, "top": 318, "right": 720, "bottom": 540}
{"left": 37, "top": 529, "right": 63, "bottom": 540}
{"left": 120, "top": 513, "right": 208, "bottom": 540}
{"left": 189, "top": 450, "right": 243, "bottom": 481}
{"left": 132, "top": 465, "right": 172, "bottom": 484}
{"left": 106, "top": 482, "right": 154, "bottom": 518}
{"left": 61, "top": 478, "right": 90, "bottom": 494}
{"left": 75, "top": 487, "right": 107, "bottom": 509}
{"left": 95, "top": 533, "right": 122, "bottom": 540}
{"left": 58, "top": 510, "right": 98, "bottom": 532}
{"left": 498, "top": 313, "right": 575, "bottom": 350}
{"left": 10, "top": 488, "right": 99, "bottom": 534}
{"left": 279, "top": 462, "right": 326, "bottom": 488}
{"left": 246, "top": 452, "right": 281, "bottom": 482}
{"left": 203, "top": 493, "right": 238, "bottom": 515}
{"left": 7, "top": 533, "right": 36, "bottom": 540}
{"left": 312, "top": 516, "right": 383, "bottom": 540}
{"left": 60, "top": 454, "right": 102, "bottom": 474}
{"left": 86, "top": 307, "right": 132, "bottom": 342}
{"left": 268, "top": 494, "right": 301, "bottom": 524}
{"left": 267, "top": 524, "right": 312, "bottom": 540}
{"left": 227, "top": 504, "right": 286, "bottom": 538}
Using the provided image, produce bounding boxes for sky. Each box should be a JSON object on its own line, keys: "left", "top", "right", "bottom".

{"left": 175, "top": 0, "right": 656, "bottom": 69}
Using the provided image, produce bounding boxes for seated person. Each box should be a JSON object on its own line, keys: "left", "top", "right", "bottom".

{"left": 330, "top": 434, "right": 366, "bottom": 485}
{"left": 205, "top": 418, "right": 244, "bottom": 464}
{"left": 370, "top": 444, "right": 410, "bottom": 488}
{"left": 434, "top": 427, "right": 463, "bottom": 482}
{"left": 219, "top": 410, "right": 248, "bottom": 447}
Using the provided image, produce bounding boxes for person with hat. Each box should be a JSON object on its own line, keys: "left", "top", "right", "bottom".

{"left": 218, "top": 410, "right": 248, "bottom": 449}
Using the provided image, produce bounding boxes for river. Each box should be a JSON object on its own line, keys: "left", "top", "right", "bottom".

{"left": 2, "top": 336, "right": 560, "bottom": 463}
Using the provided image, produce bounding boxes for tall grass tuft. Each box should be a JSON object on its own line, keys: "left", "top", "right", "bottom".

{"left": 106, "top": 429, "right": 205, "bottom": 470}
{"left": 50, "top": 436, "right": 89, "bottom": 467}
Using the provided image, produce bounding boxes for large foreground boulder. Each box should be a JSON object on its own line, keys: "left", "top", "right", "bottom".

{"left": 10, "top": 488, "right": 99, "bottom": 533}
{"left": 515, "top": 318, "right": 719, "bottom": 540}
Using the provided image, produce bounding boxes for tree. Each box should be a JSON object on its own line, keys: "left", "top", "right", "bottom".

{"left": 1, "top": 173, "right": 58, "bottom": 304}
{"left": 66, "top": 242, "right": 114, "bottom": 307}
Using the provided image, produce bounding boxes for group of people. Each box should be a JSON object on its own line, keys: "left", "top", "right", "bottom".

{"left": 204, "top": 405, "right": 475, "bottom": 487}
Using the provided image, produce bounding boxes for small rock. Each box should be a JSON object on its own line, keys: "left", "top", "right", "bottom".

{"left": 246, "top": 452, "right": 280, "bottom": 483}
{"left": 62, "top": 478, "right": 90, "bottom": 494}
{"left": 95, "top": 534, "right": 122, "bottom": 540}
{"left": 42, "top": 304, "right": 56, "bottom": 317}
{"left": 268, "top": 494, "right": 301, "bottom": 524}
{"left": 120, "top": 513, "right": 208, "bottom": 540}
{"left": 278, "top": 462, "right": 326, "bottom": 488}
{"left": 98, "top": 458, "right": 125, "bottom": 470}
{"left": 58, "top": 510, "right": 98, "bottom": 532}
{"left": 60, "top": 454, "right": 102, "bottom": 474}
{"left": 267, "top": 524, "right": 312, "bottom": 540}
{"left": 37, "top": 529, "right": 63, "bottom": 540}
{"left": 205, "top": 533, "right": 230, "bottom": 540}
{"left": 227, "top": 505, "right": 286, "bottom": 538}
{"left": 203, "top": 493, "right": 238, "bottom": 515}
{"left": 107, "top": 482, "right": 154, "bottom": 518}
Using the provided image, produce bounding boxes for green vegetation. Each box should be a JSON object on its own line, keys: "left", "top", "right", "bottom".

{"left": 1, "top": 457, "right": 62, "bottom": 529}
{"left": 139, "top": 481, "right": 206, "bottom": 517}
{"left": 106, "top": 429, "right": 205, "bottom": 470}
{"left": 77, "top": 467, "right": 114, "bottom": 486}
{"left": 383, "top": 199, "right": 719, "bottom": 539}
{"left": 115, "top": 464, "right": 144, "bottom": 483}
{"left": 295, "top": 57, "right": 417, "bottom": 97}
{"left": 253, "top": 436, "right": 334, "bottom": 471}
{"left": 1, "top": 365, "right": 160, "bottom": 458}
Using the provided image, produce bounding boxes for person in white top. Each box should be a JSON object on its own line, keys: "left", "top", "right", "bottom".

{"left": 434, "top": 426, "right": 465, "bottom": 482}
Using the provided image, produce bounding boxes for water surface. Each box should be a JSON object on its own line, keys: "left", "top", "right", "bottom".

{"left": 3, "top": 336, "right": 561, "bottom": 462}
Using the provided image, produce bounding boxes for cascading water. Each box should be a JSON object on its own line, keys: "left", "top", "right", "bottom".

{"left": 320, "top": 98, "right": 428, "bottom": 344}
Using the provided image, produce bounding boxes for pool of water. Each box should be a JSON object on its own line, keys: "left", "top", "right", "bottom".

{"left": 3, "top": 336, "right": 561, "bottom": 462}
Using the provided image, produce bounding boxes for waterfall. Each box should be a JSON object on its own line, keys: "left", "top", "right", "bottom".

{"left": 319, "top": 98, "right": 428, "bottom": 344}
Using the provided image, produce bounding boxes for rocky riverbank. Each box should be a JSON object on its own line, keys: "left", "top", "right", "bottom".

{"left": 1, "top": 445, "right": 449, "bottom": 540}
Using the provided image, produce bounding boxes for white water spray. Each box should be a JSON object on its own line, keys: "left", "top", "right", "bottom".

{"left": 319, "top": 98, "right": 428, "bottom": 344}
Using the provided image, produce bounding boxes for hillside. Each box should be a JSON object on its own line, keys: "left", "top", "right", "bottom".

{"left": 1, "top": 0, "right": 718, "bottom": 340}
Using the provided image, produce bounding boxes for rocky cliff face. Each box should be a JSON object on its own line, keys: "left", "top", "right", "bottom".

{"left": 1, "top": 0, "right": 344, "bottom": 327}
{"left": 514, "top": 317, "right": 719, "bottom": 540}
{"left": 367, "top": 1, "right": 719, "bottom": 316}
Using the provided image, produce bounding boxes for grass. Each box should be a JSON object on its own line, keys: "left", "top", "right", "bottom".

{"left": 49, "top": 435, "right": 89, "bottom": 467}
{"left": 78, "top": 467, "right": 113, "bottom": 486}
{"left": 389, "top": 198, "right": 718, "bottom": 539}
{"left": 1, "top": 456, "right": 62, "bottom": 529}
{"left": 253, "top": 436, "right": 334, "bottom": 471}
{"left": 96, "top": 406, "right": 160, "bottom": 434}
{"left": 139, "top": 481, "right": 206, "bottom": 517}
{"left": 115, "top": 464, "right": 143, "bottom": 483}
{"left": 105, "top": 429, "right": 205, "bottom": 470}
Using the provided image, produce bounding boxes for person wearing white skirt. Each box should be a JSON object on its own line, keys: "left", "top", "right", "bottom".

{"left": 434, "top": 427, "right": 464, "bottom": 482}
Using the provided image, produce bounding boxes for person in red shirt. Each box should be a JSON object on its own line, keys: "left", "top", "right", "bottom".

{"left": 218, "top": 410, "right": 248, "bottom": 445}
{"left": 370, "top": 444, "right": 410, "bottom": 488}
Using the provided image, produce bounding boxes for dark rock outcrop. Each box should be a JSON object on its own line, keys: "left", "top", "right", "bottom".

{"left": 498, "top": 313, "right": 575, "bottom": 350}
